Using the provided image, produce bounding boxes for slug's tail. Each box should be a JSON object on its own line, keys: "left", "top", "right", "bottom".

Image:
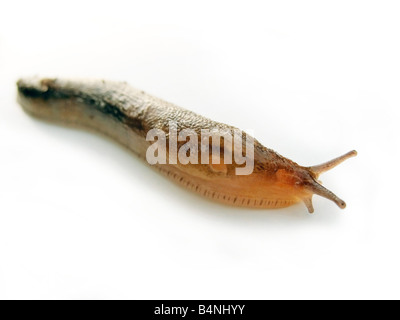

{"left": 302, "top": 150, "right": 357, "bottom": 213}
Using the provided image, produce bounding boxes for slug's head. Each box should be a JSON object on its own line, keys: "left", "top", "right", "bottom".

{"left": 278, "top": 150, "right": 357, "bottom": 213}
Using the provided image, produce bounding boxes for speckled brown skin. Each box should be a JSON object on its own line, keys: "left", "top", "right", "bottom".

{"left": 16, "top": 77, "right": 356, "bottom": 213}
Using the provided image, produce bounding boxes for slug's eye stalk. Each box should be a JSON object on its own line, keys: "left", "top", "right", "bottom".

{"left": 302, "top": 150, "right": 357, "bottom": 213}
{"left": 304, "top": 179, "right": 346, "bottom": 213}
{"left": 309, "top": 150, "right": 357, "bottom": 176}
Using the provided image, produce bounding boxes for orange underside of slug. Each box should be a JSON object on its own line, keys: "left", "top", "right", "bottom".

{"left": 156, "top": 163, "right": 311, "bottom": 209}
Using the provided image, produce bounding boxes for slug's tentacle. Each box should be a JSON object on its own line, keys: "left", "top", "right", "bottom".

{"left": 306, "top": 179, "right": 346, "bottom": 211}
{"left": 309, "top": 150, "right": 358, "bottom": 175}
{"left": 302, "top": 197, "right": 314, "bottom": 214}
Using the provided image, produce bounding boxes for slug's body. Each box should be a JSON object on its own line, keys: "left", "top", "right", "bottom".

{"left": 17, "top": 77, "right": 356, "bottom": 213}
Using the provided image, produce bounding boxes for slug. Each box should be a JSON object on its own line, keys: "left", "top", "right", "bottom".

{"left": 16, "top": 77, "right": 356, "bottom": 213}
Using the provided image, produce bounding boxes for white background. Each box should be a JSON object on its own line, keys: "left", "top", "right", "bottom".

{"left": 0, "top": 1, "right": 399, "bottom": 300}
